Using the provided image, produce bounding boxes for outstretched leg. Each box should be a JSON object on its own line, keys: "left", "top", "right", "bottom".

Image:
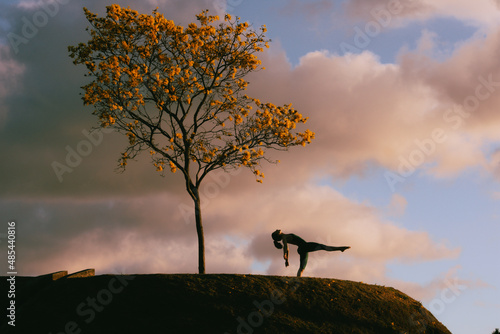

{"left": 304, "top": 242, "right": 350, "bottom": 253}
{"left": 297, "top": 251, "right": 308, "bottom": 277}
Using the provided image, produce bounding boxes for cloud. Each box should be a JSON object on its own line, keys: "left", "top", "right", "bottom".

{"left": 343, "top": 0, "right": 434, "bottom": 26}
{"left": 490, "top": 149, "right": 500, "bottom": 180}
{"left": 0, "top": 44, "right": 24, "bottom": 126}
{"left": 247, "top": 49, "right": 441, "bottom": 178}
{"left": 235, "top": 184, "right": 459, "bottom": 280}
{"left": 0, "top": 0, "right": 220, "bottom": 198}
{"left": 394, "top": 266, "right": 491, "bottom": 304}
{"left": 245, "top": 25, "right": 500, "bottom": 183}
{"left": 0, "top": 193, "right": 212, "bottom": 275}
{"left": 424, "top": 0, "right": 500, "bottom": 26}
{"left": 474, "top": 300, "right": 500, "bottom": 309}
{"left": 1, "top": 182, "right": 460, "bottom": 284}
{"left": 279, "top": 0, "right": 335, "bottom": 21}
{"left": 343, "top": 0, "right": 500, "bottom": 27}
{"left": 415, "top": 29, "right": 438, "bottom": 55}
{"left": 386, "top": 193, "right": 408, "bottom": 217}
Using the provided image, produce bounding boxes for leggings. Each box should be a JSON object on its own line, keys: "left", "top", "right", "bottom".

{"left": 297, "top": 242, "right": 346, "bottom": 276}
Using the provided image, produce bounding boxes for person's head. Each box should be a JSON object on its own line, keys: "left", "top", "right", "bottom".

{"left": 272, "top": 229, "right": 283, "bottom": 249}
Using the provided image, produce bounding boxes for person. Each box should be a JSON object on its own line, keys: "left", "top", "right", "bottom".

{"left": 271, "top": 229, "right": 350, "bottom": 277}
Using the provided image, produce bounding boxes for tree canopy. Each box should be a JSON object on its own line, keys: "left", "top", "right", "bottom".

{"left": 68, "top": 5, "right": 314, "bottom": 273}
{"left": 69, "top": 5, "right": 314, "bottom": 185}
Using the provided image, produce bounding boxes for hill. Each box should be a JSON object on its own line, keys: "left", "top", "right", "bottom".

{"left": 1, "top": 273, "right": 450, "bottom": 333}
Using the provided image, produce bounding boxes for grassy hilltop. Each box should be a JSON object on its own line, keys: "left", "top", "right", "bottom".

{"left": 1, "top": 274, "right": 450, "bottom": 333}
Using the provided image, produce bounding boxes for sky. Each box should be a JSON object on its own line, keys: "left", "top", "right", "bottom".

{"left": 0, "top": 0, "right": 499, "bottom": 333}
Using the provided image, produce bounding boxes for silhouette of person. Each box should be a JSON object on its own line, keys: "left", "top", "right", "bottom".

{"left": 272, "top": 229, "right": 350, "bottom": 277}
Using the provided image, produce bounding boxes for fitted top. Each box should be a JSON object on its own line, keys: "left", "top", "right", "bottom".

{"left": 282, "top": 233, "right": 307, "bottom": 247}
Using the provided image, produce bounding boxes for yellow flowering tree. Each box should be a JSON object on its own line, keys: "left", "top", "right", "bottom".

{"left": 68, "top": 5, "right": 314, "bottom": 274}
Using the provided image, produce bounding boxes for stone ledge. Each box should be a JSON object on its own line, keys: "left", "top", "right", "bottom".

{"left": 36, "top": 270, "right": 68, "bottom": 281}
{"left": 65, "top": 268, "right": 95, "bottom": 278}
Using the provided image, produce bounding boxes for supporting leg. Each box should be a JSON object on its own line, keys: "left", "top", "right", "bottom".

{"left": 297, "top": 252, "right": 308, "bottom": 277}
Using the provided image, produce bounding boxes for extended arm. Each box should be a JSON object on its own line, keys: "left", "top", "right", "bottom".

{"left": 282, "top": 237, "right": 289, "bottom": 267}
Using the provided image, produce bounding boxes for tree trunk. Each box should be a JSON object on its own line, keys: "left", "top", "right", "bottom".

{"left": 193, "top": 193, "right": 206, "bottom": 274}
{"left": 186, "top": 178, "right": 205, "bottom": 274}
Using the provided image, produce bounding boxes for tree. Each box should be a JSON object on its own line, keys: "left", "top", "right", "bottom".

{"left": 493, "top": 329, "right": 500, "bottom": 334}
{"left": 68, "top": 5, "right": 314, "bottom": 274}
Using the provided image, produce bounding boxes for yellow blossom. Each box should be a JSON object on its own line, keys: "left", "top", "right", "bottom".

{"left": 68, "top": 4, "right": 314, "bottom": 192}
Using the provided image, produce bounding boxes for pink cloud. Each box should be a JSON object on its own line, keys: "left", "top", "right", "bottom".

{"left": 389, "top": 266, "right": 491, "bottom": 304}
{"left": 385, "top": 193, "right": 408, "bottom": 217}
{"left": 489, "top": 149, "right": 500, "bottom": 180}
{"left": 242, "top": 25, "right": 500, "bottom": 183}
{"left": 343, "top": 0, "right": 500, "bottom": 27}
{"left": 222, "top": 184, "right": 460, "bottom": 278}
{"left": 7, "top": 182, "right": 459, "bottom": 281}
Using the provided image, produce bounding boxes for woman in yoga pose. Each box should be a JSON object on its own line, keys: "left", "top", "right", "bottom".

{"left": 272, "top": 229, "right": 350, "bottom": 277}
